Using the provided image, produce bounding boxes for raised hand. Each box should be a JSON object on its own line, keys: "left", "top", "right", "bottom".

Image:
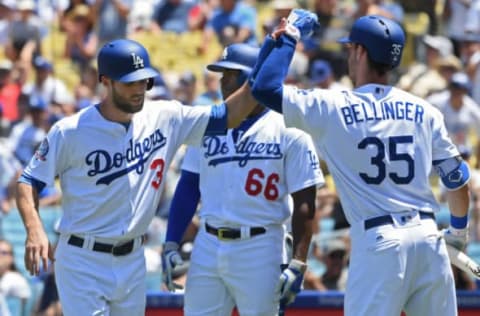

{"left": 284, "top": 9, "right": 319, "bottom": 41}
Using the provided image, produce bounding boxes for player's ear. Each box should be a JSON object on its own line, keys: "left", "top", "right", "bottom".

{"left": 355, "top": 45, "right": 364, "bottom": 62}
{"left": 99, "top": 75, "right": 111, "bottom": 88}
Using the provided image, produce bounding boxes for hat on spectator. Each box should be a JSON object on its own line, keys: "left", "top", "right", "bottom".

{"left": 310, "top": 60, "right": 332, "bottom": 85}
{"left": 436, "top": 54, "right": 462, "bottom": 71}
{"left": 423, "top": 35, "right": 453, "bottom": 57}
{"left": 449, "top": 72, "right": 471, "bottom": 91}
{"left": 324, "top": 238, "right": 347, "bottom": 255}
{"left": 16, "top": 0, "right": 35, "bottom": 11}
{"left": 179, "top": 71, "right": 196, "bottom": 86}
{"left": 273, "top": 0, "right": 298, "bottom": 10}
{"left": 68, "top": 4, "right": 94, "bottom": 25}
{"left": 33, "top": 56, "right": 53, "bottom": 71}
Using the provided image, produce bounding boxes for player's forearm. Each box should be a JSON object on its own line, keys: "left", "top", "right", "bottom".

{"left": 165, "top": 170, "right": 200, "bottom": 243}
{"left": 16, "top": 182, "right": 43, "bottom": 232}
{"left": 225, "top": 82, "right": 258, "bottom": 128}
{"left": 251, "top": 35, "right": 297, "bottom": 113}
{"left": 446, "top": 184, "right": 470, "bottom": 218}
{"left": 290, "top": 186, "right": 317, "bottom": 262}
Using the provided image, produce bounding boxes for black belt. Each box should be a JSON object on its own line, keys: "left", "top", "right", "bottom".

{"left": 205, "top": 223, "right": 266, "bottom": 240}
{"left": 364, "top": 211, "right": 435, "bottom": 230}
{"left": 67, "top": 235, "right": 144, "bottom": 256}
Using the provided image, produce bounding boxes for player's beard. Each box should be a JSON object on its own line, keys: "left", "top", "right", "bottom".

{"left": 111, "top": 85, "right": 145, "bottom": 114}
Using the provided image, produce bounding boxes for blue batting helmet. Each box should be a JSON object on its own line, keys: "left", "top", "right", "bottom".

{"left": 207, "top": 43, "right": 259, "bottom": 84}
{"left": 97, "top": 39, "right": 158, "bottom": 88}
{"left": 338, "top": 15, "right": 405, "bottom": 68}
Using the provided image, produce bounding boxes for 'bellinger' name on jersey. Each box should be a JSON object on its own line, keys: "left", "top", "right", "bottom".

{"left": 340, "top": 97, "right": 425, "bottom": 125}
{"left": 181, "top": 109, "right": 324, "bottom": 227}
{"left": 282, "top": 84, "right": 459, "bottom": 224}
{"left": 23, "top": 100, "right": 212, "bottom": 239}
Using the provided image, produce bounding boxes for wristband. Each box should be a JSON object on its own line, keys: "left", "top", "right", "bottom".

{"left": 289, "top": 259, "right": 307, "bottom": 273}
{"left": 451, "top": 214, "right": 468, "bottom": 229}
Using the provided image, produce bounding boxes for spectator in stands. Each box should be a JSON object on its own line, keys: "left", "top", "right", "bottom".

{"left": 443, "top": 0, "right": 478, "bottom": 56}
{"left": 193, "top": 70, "right": 222, "bottom": 105}
{"left": 397, "top": 35, "right": 455, "bottom": 98}
{"left": 199, "top": 0, "right": 257, "bottom": 54}
{"left": 427, "top": 72, "right": 480, "bottom": 168}
{"left": 146, "top": 73, "right": 172, "bottom": 101}
{"left": 304, "top": 238, "right": 349, "bottom": 291}
{"left": 0, "top": 60, "right": 21, "bottom": 123}
{"left": 174, "top": 71, "right": 197, "bottom": 105}
{"left": 8, "top": 94, "right": 48, "bottom": 166}
{"left": 63, "top": 4, "right": 98, "bottom": 72}
{"left": 187, "top": 0, "right": 218, "bottom": 31}
{"left": 0, "top": 239, "right": 31, "bottom": 315}
{"left": 93, "top": 0, "right": 133, "bottom": 45}
{"left": 459, "top": 33, "right": 480, "bottom": 106}
{"left": 151, "top": 0, "right": 197, "bottom": 34}
{"left": 262, "top": 0, "right": 297, "bottom": 36}
{"left": 0, "top": 104, "right": 10, "bottom": 137}
{"left": 0, "top": 1, "right": 14, "bottom": 47}
{"left": 353, "top": 0, "right": 404, "bottom": 23}
{"left": 22, "top": 56, "right": 74, "bottom": 117}
{"left": 127, "top": 0, "right": 156, "bottom": 34}
{"left": 309, "top": 59, "right": 349, "bottom": 90}
{"left": 58, "top": 0, "right": 94, "bottom": 32}
{"left": 436, "top": 54, "right": 464, "bottom": 84}
{"left": 0, "top": 113, "right": 21, "bottom": 215}
{"left": 305, "top": 0, "right": 350, "bottom": 78}
{"left": 5, "top": 0, "right": 43, "bottom": 63}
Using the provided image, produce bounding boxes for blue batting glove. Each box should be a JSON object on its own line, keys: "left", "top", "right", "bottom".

{"left": 275, "top": 259, "right": 307, "bottom": 306}
{"left": 161, "top": 241, "right": 184, "bottom": 292}
{"left": 285, "top": 9, "right": 319, "bottom": 42}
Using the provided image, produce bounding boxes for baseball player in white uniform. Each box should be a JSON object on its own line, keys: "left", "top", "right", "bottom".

{"left": 15, "top": 39, "right": 267, "bottom": 316}
{"left": 161, "top": 43, "right": 324, "bottom": 315}
{"left": 248, "top": 11, "right": 472, "bottom": 316}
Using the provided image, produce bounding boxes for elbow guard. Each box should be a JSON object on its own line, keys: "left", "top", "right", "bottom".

{"left": 434, "top": 157, "right": 470, "bottom": 190}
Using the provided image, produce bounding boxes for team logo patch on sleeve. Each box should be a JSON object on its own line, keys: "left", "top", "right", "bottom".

{"left": 35, "top": 138, "right": 49, "bottom": 161}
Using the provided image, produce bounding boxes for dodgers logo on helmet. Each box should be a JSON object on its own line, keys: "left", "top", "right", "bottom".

{"left": 97, "top": 39, "right": 159, "bottom": 86}
{"left": 338, "top": 15, "right": 405, "bottom": 68}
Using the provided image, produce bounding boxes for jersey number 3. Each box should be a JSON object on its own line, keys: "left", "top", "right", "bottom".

{"left": 358, "top": 135, "right": 414, "bottom": 185}
{"left": 245, "top": 168, "right": 279, "bottom": 201}
{"left": 150, "top": 158, "right": 165, "bottom": 189}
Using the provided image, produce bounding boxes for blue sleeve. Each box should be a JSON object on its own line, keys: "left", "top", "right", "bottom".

{"left": 205, "top": 103, "right": 228, "bottom": 135}
{"left": 18, "top": 172, "right": 46, "bottom": 193}
{"left": 251, "top": 35, "right": 297, "bottom": 113}
{"left": 165, "top": 170, "right": 201, "bottom": 244}
{"left": 248, "top": 35, "right": 276, "bottom": 87}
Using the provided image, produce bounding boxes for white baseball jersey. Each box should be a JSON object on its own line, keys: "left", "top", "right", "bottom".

{"left": 282, "top": 84, "right": 460, "bottom": 224}
{"left": 181, "top": 109, "right": 324, "bottom": 227}
{"left": 23, "top": 101, "right": 211, "bottom": 239}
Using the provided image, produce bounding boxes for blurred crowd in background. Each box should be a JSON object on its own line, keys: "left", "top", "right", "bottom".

{"left": 1, "top": 0, "right": 480, "bottom": 315}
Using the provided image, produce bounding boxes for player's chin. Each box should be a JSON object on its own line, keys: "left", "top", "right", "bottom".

{"left": 130, "top": 100, "right": 145, "bottom": 113}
